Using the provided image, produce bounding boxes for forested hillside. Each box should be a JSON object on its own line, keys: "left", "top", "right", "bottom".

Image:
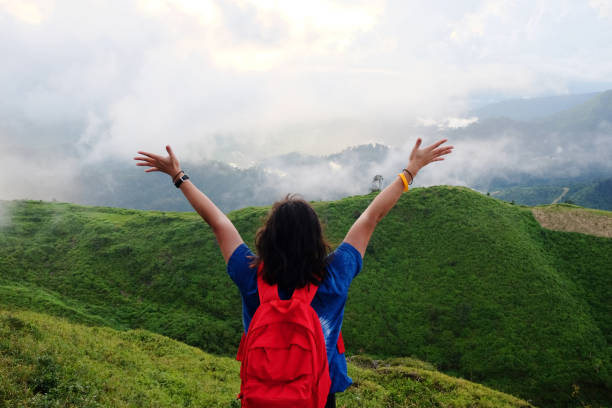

{"left": 1, "top": 187, "right": 611, "bottom": 407}
{"left": 490, "top": 177, "right": 612, "bottom": 210}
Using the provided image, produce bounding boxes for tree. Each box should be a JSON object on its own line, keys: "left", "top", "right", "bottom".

{"left": 370, "top": 175, "right": 383, "bottom": 193}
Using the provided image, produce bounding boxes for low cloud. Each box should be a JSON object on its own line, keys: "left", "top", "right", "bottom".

{"left": 250, "top": 120, "right": 612, "bottom": 205}
{"left": 0, "top": 200, "right": 14, "bottom": 228}
{"left": 0, "top": 143, "right": 81, "bottom": 202}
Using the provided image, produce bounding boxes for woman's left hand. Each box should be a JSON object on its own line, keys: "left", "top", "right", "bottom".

{"left": 405, "top": 138, "right": 453, "bottom": 176}
{"left": 134, "top": 145, "right": 181, "bottom": 180}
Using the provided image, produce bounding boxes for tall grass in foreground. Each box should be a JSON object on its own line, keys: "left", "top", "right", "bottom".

{"left": 0, "top": 309, "right": 533, "bottom": 408}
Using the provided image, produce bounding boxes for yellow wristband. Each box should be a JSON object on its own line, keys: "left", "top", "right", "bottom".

{"left": 398, "top": 173, "right": 409, "bottom": 192}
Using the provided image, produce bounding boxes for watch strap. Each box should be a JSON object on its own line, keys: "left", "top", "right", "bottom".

{"left": 174, "top": 174, "right": 189, "bottom": 188}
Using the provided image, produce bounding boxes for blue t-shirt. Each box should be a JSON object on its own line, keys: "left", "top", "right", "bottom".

{"left": 227, "top": 241, "right": 363, "bottom": 394}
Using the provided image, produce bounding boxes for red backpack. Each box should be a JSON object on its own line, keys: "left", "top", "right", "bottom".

{"left": 236, "top": 264, "right": 333, "bottom": 408}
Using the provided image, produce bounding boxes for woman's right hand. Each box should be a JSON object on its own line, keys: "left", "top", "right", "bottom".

{"left": 135, "top": 144, "right": 244, "bottom": 262}
{"left": 134, "top": 145, "right": 182, "bottom": 181}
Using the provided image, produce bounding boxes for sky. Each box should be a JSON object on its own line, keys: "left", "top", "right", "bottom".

{"left": 1, "top": 0, "right": 612, "bottom": 204}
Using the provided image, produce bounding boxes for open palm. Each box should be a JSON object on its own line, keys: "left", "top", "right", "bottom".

{"left": 134, "top": 145, "right": 181, "bottom": 179}
{"left": 408, "top": 138, "right": 453, "bottom": 171}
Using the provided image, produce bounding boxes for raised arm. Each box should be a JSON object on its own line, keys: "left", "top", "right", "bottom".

{"left": 134, "top": 145, "right": 244, "bottom": 263}
{"left": 344, "top": 138, "right": 453, "bottom": 258}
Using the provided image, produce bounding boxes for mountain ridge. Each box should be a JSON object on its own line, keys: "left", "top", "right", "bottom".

{"left": 471, "top": 91, "right": 602, "bottom": 121}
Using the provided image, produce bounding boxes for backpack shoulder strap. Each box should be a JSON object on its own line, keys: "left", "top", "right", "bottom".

{"left": 291, "top": 282, "right": 318, "bottom": 304}
{"left": 257, "top": 262, "right": 317, "bottom": 304}
{"left": 256, "top": 263, "right": 280, "bottom": 304}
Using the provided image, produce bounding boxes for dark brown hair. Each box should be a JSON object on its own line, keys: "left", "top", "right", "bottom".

{"left": 254, "top": 194, "right": 331, "bottom": 290}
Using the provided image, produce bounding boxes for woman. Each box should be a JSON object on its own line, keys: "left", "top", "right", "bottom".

{"left": 134, "top": 138, "right": 452, "bottom": 407}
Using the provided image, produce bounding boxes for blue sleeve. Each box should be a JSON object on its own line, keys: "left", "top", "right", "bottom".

{"left": 227, "top": 243, "right": 257, "bottom": 297}
{"left": 326, "top": 242, "right": 363, "bottom": 293}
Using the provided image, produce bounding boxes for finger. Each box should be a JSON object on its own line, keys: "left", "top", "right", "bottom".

{"left": 432, "top": 146, "right": 454, "bottom": 156}
{"left": 431, "top": 157, "right": 445, "bottom": 162}
{"left": 134, "top": 156, "right": 155, "bottom": 163}
{"left": 135, "top": 160, "right": 156, "bottom": 166}
{"left": 426, "top": 138, "right": 448, "bottom": 151}
{"left": 145, "top": 167, "right": 160, "bottom": 173}
{"left": 166, "top": 145, "right": 176, "bottom": 159}
{"left": 137, "top": 150, "right": 163, "bottom": 160}
{"left": 410, "top": 138, "right": 422, "bottom": 154}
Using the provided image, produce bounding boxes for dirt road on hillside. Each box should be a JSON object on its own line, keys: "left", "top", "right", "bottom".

{"left": 551, "top": 187, "right": 570, "bottom": 204}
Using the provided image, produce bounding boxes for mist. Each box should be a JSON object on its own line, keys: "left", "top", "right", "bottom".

{"left": 0, "top": 200, "right": 15, "bottom": 229}
{"left": 248, "top": 123, "right": 612, "bottom": 206}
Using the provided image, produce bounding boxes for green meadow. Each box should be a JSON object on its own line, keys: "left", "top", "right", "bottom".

{"left": 1, "top": 186, "right": 611, "bottom": 406}
{"left": 0, "top": 309, "right": 532, "bottom": 407}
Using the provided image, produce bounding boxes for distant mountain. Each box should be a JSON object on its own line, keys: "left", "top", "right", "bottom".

{"left": 545, "top": 89, "right": 612, "bottom": 131}
{"left": 75, "top": 159, "right": 280, "bottom": 213}
{"left": 263, "top": 143, "right": 390, "bottom": 170}
{"left": 72, "top": 143, "right": 392, "bottom": 212}
{"left": 327, "top": 143, "right": 390, "bottom": 164}
{"left": 451, "top": 90, "right": 612, "bottom": 193}
{"left": 490, "top": 177, "right": 612, "bottom": 210}
{"left": 569, "top": 177, "right": 612, "bottom": 209}
{"left": 472, "top": 91, "right": 601, "bottom": 121}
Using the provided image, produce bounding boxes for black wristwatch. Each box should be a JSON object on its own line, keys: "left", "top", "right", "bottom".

{"left": 174, "top": 173, "right": 190, "bottom": 188}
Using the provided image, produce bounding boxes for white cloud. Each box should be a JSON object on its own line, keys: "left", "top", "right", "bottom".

{"left": 0, "top": 0, "right": 46, "bottom": 24}
{"left": 589, "top": 0, "right": 612, "bottom": 18}
{"left": 1, "top": 0, "right": 612, "bottom": 202}
{"left": 449, "top": 0, "right": 509, "bottom": 43}
{"left": 135, "top": 0, "right": 384, "bottom": 71}
{"left": 418, "top": 117, "right": 479, "bottom": 130}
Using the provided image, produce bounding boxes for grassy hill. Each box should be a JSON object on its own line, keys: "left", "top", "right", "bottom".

{"left": 1, "top": 187, "right": 611, "bottom": 407}
{"left": 0, "top": 309, "right": 533, "bottom": 407}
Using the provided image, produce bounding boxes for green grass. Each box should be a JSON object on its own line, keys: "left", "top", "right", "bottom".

{"left": 0, "top": 309, "right": 533, "bottom": 408}
{"left": 1, "top": 187, "right": 611, "bottom": 406}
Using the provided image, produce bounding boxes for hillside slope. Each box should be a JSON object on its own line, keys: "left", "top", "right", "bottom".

{"left": 490, "top": 177, "right": 612, "bottom": 210}
{"left": 547, "top": 89, "right": 612, "bottom": 131}
{"left": 0, "top": 309, "right": 533, "bottom": 408}
{"left": 1, "top": 188, "right": 611, "bottom": 406}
